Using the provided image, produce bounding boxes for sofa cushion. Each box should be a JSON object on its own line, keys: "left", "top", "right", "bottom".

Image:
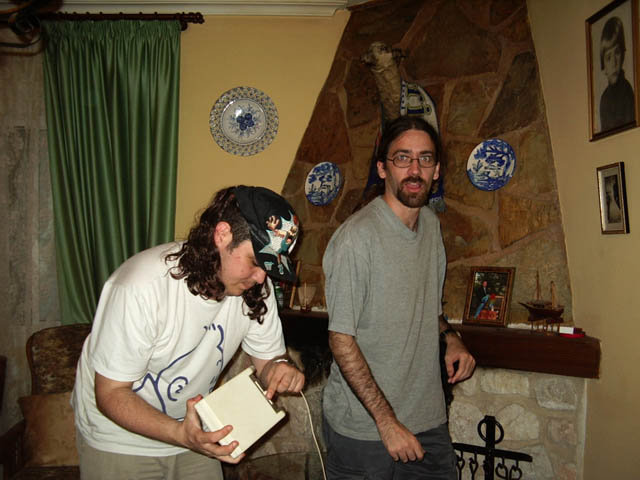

{"left": 28, "top": 324, "right": 91, "bottom": 394}
{"left": 18, "top": 392, "right": 79, "bottom": 467}
{"left": 10, "top": 466, "right": 80, "bottom": 480}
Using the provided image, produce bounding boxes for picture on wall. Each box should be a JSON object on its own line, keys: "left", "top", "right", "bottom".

{"left": 597, "top": 162, "right": 630, "bottom": 234}
{"left": 463, "top": 267, "right": 515, "bottom": 327}
{"left": 586, "top": 0, "right": 640, "bottom": 140}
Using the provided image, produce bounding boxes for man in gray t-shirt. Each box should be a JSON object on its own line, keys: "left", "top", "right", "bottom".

{"left": 322, "top": 116, "right": 475, "bottom": 479}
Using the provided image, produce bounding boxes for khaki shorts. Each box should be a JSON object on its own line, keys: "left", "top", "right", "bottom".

{"left": 77, "top": 432, "right": 224, "bottom": 480}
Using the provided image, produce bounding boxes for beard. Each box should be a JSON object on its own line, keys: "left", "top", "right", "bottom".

{"left": 397, "top": 176, "right": 430, "bottom": 208}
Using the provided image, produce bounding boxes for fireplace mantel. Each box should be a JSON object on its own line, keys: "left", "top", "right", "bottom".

{"left": 279, "top": 309, "right": 601, "bottom": 379}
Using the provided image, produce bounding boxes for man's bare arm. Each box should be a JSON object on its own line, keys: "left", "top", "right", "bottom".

{"left": 94, "top": 373, "right": 242, "bottom": 463}
{"left": 328, "top": 331, "right": 424, "bottom": 462}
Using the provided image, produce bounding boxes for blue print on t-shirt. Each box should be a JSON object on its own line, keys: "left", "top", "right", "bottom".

{"left": 133, "top": 323, "right": 225, "bottom": 416}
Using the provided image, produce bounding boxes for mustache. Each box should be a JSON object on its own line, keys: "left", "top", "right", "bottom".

{"left": 401, "top": 176, "right": 426, "bottom": 186}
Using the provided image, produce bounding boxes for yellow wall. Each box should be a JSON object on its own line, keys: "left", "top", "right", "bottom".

{"left": 528, "top": 0, "right": 639, "bottom": 477}
{"left": 176, "top": 11, "right": 350, "bottom": 238}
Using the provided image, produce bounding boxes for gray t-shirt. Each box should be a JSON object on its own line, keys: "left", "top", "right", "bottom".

{"left": 322, "top": 196, "right": 447, "bottom": 440}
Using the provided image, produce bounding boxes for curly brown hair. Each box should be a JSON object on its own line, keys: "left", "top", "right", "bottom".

{"left": 165, "top": 187, "right": 270, "bottom": 323}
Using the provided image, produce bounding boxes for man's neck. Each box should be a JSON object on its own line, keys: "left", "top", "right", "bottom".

{"left": 382, "top": 192, "right": 420, "bottom": 231}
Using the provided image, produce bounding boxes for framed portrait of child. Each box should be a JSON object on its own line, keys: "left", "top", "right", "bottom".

{"left": 586, "top": 0, "right": 640, "bottom": 140}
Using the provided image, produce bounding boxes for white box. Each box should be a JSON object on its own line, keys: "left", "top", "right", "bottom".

{"left": 195, "top": 366, "right": 286, "bottom": 458}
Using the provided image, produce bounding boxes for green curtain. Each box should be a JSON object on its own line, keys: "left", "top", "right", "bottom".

{"left": 42, "top": 20, "right": 180, "bottom": 324}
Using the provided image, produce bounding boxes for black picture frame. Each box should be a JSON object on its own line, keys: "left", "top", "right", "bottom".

{"left": 597, "top": 162, "right": 630, "bottom": 233}
{"left": 586, "top": 0, "right": 639, "bottom": 140}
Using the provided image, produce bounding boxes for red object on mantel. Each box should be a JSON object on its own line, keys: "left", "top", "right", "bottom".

{"left": 559, "top": 332, "right": 586, "bottom": 338}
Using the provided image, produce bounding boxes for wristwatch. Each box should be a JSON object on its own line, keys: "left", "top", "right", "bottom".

{"left": 440, "top": 327, "right": 461, "bottom": 341}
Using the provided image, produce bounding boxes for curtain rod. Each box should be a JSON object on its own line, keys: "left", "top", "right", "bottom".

{"left": 40, "top": 11, "right": 205, "bottom": 31}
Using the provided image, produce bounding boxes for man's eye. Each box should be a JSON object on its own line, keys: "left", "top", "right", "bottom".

{"left": 396, "top": 154, "right": 410, "bottom": 161}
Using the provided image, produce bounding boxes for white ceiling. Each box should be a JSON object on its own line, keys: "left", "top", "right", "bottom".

{"left": 50, "top": 0, "right": 368, "bottom": 16}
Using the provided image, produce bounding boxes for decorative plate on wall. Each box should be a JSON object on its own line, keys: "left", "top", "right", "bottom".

{"left": 466, "top": 139, "right": 516, "bottom": 191}
{"left": 209, "top": 86, "right": 279, "bottom": 156}
{"left": 305, "top": 162, "right": 343, "bottom": 206}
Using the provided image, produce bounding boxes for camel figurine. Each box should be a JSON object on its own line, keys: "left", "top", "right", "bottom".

{"left": 361, "top": 41, "right": 439, "bottom": 132}
{"left": 360, "top": 41, "right": 444, "bottom": 211}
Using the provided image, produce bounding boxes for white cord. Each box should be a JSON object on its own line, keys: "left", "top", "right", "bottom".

{"left": 300, "top": 390, "right": 327, "bottom": 480}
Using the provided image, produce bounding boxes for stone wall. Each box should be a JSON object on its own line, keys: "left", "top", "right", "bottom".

{"left": 450, "top": 368, "right": 585, "bottom": 480}
{"left": 282, "top": 0, "right": 572, "bottom": 325}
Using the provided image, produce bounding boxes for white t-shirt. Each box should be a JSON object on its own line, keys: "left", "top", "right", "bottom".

{"left": 73, "top": 242, "right": 286, "bottom": 456}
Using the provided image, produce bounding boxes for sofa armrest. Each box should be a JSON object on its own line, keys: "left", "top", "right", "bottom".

{"left": 0, "top": 419, "right": 26, "bottom": 480}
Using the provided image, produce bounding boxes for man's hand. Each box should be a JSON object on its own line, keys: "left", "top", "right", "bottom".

{"left": 377, "top": 417, "right": 425, "bottom": 463}
{"left": 94, "top": 373, "right": 245, "bottom": 464}
{"left": 443, "top": 334, "right": 475, "bottom": 384}
{"left": 181, "top": 395, "right": 245, "bottom": 463}
{"left": 252, "top": 357, "right": 305, "bottom": 400}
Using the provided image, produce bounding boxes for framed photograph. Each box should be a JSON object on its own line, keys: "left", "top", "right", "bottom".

{"left": 586, "top": 0, "right": 639, "bottom": 140}
{"left": 597, "top": 162, "right": 630, "bottom": 233}
{"left": 463, "top": 266, "right": 515, "bottom": 327}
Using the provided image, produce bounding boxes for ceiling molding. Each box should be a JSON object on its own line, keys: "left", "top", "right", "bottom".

{"left": 54, "top": 0, "right": 351, "bottom": 16}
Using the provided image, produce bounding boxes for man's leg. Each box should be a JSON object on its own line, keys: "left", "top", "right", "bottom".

{"left": 323, "top": 416, "right": 394, "bottom": 480}
{"left": 171, "top": 449, "right": 224, "bottom": 480}
{"left": 77, "top": 432, "right": 165, "bottom": 480}
{"left": 394, "top": 423, "right": 456, "bottom": 480}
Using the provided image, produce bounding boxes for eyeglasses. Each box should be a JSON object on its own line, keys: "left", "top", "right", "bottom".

{"left": 387, "top": 153, "right": 437, "bottom": 168}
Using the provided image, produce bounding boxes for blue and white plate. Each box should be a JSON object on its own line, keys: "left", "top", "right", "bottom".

{"left": 467, "top": 139, "right": 516, "bottom": 191}
{"left": 209, "top": 86, "right": 278, "bottom": 156}
{"left": 305, "top": 162, "right": 343, "bottom": 206}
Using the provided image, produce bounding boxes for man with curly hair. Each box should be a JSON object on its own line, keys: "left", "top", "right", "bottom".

{"left": 72, "top": 186, "right": 304, "bottom": 480}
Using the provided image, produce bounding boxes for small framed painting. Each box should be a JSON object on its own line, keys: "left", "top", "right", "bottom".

{"left": 463, "top": 266, "right": 516, "bottom": 327}
{"left": 597, "top": 162, "right": 630, "bottom": 233}
{"left": 586, "top": 0, "right": 640, "bottom": 140}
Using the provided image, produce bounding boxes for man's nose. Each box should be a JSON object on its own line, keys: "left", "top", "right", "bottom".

{"left": 253, "top": 268, "right": 267, "bottom": 284}
{"left": 408, "top": 157, "right": 422, "bottom": 174}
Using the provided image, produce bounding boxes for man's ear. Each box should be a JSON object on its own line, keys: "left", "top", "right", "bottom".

{"left": 213, "top": 222, "right": 232, "bottom": 250}
{"left": 376, "top": 160, "right": 387, "bottom": 179}
{"left": 432, "top": 162, "right": 441, "bottom": 181}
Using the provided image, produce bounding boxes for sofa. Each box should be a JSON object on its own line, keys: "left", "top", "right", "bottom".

{"left": 0, "top": 324, "right": 327, "bottom": 480}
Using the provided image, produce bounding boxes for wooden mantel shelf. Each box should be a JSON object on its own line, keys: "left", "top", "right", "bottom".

{"left": 456, "top": 324, "right": 600, "bottom": 379}
{"left": 279, "top": 309, "right": 601, "bottom": 379}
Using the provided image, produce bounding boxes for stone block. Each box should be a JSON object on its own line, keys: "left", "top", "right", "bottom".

{"left": 548, "top": 418, "right": 578, "bottom": 445}
{"left": 439, "top": 203, "right": 492, "bottom": 262}
{"left": 534, "top": 377, "right": 578, "bottom": 411}
{"left": 505, "top": 126, "right": 557, "bottom": 195}
{"left": 442, "top": 264, "right": 471, "bottom": 321}
{"left": 296, "top": 91, "right": 351, "bottom": 167}
{"left": 345, "top": 60, "right": 380, "bottom": 128}
{"left": 520, "top": 444, "right": 554, "bottom": 479}
{"left": 453, "top": 371, "right": 479, "bottom": 396}
{"left": 498, "top": 193, "right": 561, "bottom": 247}
{"left": 480, "top": 369, "right": 530, "bottom": 395}
{"left": 406, "top": 1, "right": 501, "bottom": 79}
{"left": 480, "top": 52, "right": 543, "bottom": 137}
{"left": 449, "top": 400, "right": 485, "bottom": 444}
{"left": 340, "top": 0, "right": 423, "bottom": 59}
{"left": 497, "top": 403, "right": 539, "bottom": 440}
{"left": 447, "top": 78, "right": 499, "bottom": 137}
{"left": 499, "top": 4, "right": 533, "bottom": 44}
{"left": 489, "top": 0, "right": 523, "bottom": 26}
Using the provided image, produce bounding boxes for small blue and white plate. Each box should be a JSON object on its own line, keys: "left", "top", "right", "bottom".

{"left": 305, "top": 162, "right": 343, "bottom": 206}
{"left": 467, "top": 139, "right": 516, "bottom": 191}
